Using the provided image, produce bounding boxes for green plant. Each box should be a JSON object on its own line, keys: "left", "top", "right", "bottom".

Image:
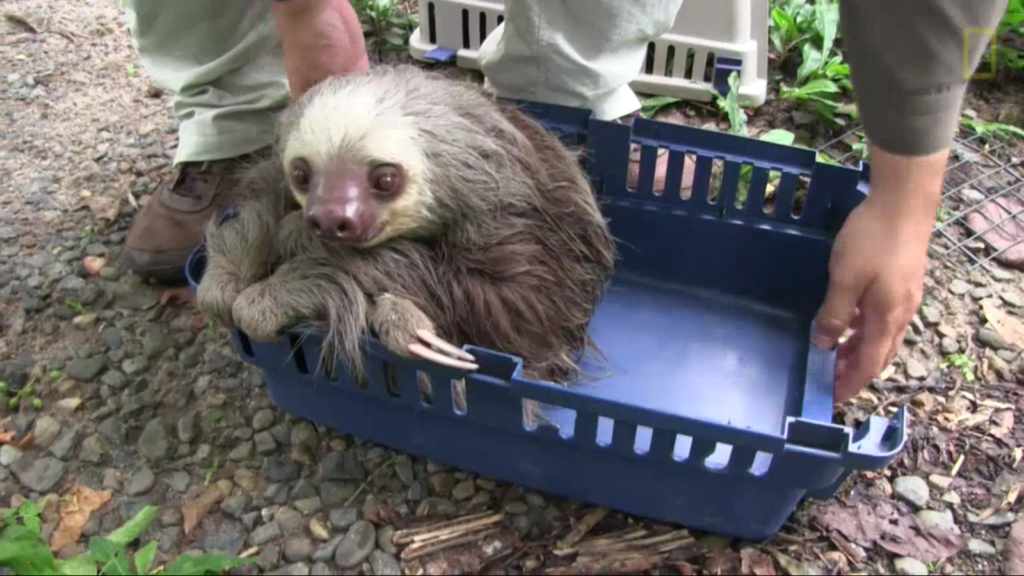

{"left": 0, "top": 500, "right": 254, "bottom": 575}
{"left": 960, "top": 111, "right": 1024, "bottom": 142}
{"left": 769, "top": 0, "right": 855, "bottom": 124}
{"left": 981, "top": 0, "right": 1024, "bottom": 74}
{"left": 1, "top": 375, "right": 42, "bottom": 412}
{"left": 351, "top": 0, "right": 418, "bottom": 58}
{"left": 940, "top": 353, "right": 976, "bottom": 382}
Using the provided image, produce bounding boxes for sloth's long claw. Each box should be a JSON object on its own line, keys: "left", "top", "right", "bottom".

{"left": 408, "top": 330, "right": 478, "bottom": 371}
{"left": 415, "top": 329, "right": 476, "bottom": 362}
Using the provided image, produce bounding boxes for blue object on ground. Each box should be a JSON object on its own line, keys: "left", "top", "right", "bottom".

{"left": 185, "top": 99, "right": 905, "bottom": 542}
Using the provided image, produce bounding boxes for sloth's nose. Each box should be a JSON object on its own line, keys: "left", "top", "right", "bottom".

{"left": 306, "top": 205, "right": 364, "bottom": 242}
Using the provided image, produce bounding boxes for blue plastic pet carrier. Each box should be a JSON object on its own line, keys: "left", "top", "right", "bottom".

{"left": 185, "top": 97, "right": 906, "bottom": 541}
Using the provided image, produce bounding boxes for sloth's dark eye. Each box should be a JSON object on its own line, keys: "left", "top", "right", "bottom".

{"left": 371, "top": 164, "right": 402, "bottom": 195}
{"left": 291, "top": 158, "right": 312, "bottom": 191}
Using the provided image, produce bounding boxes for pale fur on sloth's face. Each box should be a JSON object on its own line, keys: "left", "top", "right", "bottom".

{"left": 280, "top": 78, "right": 436, "bottom": 246}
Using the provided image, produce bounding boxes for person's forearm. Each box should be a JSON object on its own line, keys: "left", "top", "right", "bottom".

{"left": 839, "top": 0, "right": 1007, "bottom": 157}
{"left": 271, "top": 0, "right": 369, "bottom": 75}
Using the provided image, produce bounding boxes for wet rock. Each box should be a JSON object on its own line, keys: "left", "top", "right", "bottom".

{"left": 268, "top": 563, "right": 311, "bottom": 576}
{"left": 66, "top": 357, "right": 106, "bottom": 382}
{"left": 126, "top": 467, "right": 155, "bottom": 496}
{"left": 334, "top": 520, "right": 376, "bottom": 569}
{"left": 893, "top": 476, "right": 930, "bottom": 508}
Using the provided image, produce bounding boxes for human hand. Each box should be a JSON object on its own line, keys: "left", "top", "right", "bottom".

{"left": 271, "top": 0, "right": 370, "bottom": 99}
{"left": 811, "top": 146, "right": 948, "bottom": 403}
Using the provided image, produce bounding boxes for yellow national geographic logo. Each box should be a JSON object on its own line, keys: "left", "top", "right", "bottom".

{"left": 964, "top": 27, "right": 997, "bottom": 80}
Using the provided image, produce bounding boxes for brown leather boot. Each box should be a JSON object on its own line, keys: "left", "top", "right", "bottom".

{"left": 123, "top": 147, "right": 272, "bottom": 284}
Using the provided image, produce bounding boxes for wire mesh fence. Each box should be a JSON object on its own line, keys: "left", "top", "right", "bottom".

{"left": 818, "top": 126, "right": 1024, "bottom": 273}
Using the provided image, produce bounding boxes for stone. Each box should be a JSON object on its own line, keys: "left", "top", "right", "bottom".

{"left": 312, "top": 535, "right": 343, "bottom": 562}
{"left": 321, "top": 451, "right": 365, "bottom": 481}
{"left": 0, "top": 445, "right": 23, "bottom": 467}
{"left": 228, "top": 441, "right": 253, "bottom": 461}
{"left": 294, "top": 497, "right": 322, "bottom": 515}
{"left": 967, "top": 538, "right": 997, "bottom": 555}
{"left": 138, "top": 418, "right": 170, "bottom": 461}
{"left": 283, "top": 536, "right": 314, "bottom": 562}
{"left": 334, "top": 520, "right": 376, "bottom": 569}
{"left": 32, "top": 416, "right": 62, "bottom": 448}
{"left": 330, "top": 507, "right": 359, "bottom": 530}
{"left": 369, "top": 549, "right": 402, "bottom": 575}
{"left": 66, "top": 357, "right": 106, "bottom": 382}
{"left": 949, "top": 279, "right": 971, "bottom": 295}
{"left": 892, "top": 476, "right": 930, "bottom": 508}
{"left": 941, "top": 337, "right": 960, "bottom": 355}
{"left": 927, "top": 474, "right": 953, "bottom": 490}
{"left": 309, "top": 517, "right": 331, "bottom": 541}
{"left": 248, "top": 521, "right": 283, "bottom": 546}
{"left": 377, "top": 525, "right": 397, "bottom": 555}
{"left": 967, "top": 510, "right": 1016, "bottom": 527}
{"left": 916, "top": 509, "right": 958, "bottom": 533}
{"left": 254, "top": 431, "right": 277, "bottom": 455}
{"left": 252, "top": 409, "right": 276, "bottom": 431}
{"left": 452, "top": 480, "right": 476, "bottom": 501}
{"left": 12, "top": 456, "right": 67, "bottom": 492}
{"left": 894, "top": 557, "right": 929, "bottom": 576}
{"left": 126, "top": 467, "right": 156, "bottom": 496}
{"left": 904, "top": 358, "right": 928, "bottom": 380}
{"left": 977, "top": 327, "right": 1009, "bottom": 350}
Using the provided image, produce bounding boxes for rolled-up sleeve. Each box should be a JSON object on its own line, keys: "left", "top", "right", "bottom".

{"left": 839, "top": 0, "right": 1008, "bottom": 156}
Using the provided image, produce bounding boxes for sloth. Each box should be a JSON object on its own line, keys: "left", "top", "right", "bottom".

{"left": 195, "top": 64, "right": 617, "bottom": 428}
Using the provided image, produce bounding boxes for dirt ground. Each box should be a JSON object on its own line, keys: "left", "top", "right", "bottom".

{"left": 2, "top": 1, "right": 1024, "bottom": 575}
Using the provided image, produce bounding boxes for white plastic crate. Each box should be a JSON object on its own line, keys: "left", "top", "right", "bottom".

{"left": 408, "top": 0, "right": 768, "bottom": 106}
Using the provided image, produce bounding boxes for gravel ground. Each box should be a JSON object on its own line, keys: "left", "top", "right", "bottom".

{"left": 3, "top": 1, "right": 1024, "bottom": 575}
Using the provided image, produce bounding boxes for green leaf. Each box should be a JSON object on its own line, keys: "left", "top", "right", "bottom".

{"left": 813, "top": 0, "right": 839, "bottom": 62}
{"left": 24, "top": 515, "right": 41, "bottom": 535}
{"left": 134, "top": 540, "right": 158, "bottom": 575}
{"left": 758, "top": 129, "right": 797, "bottom": 146}
{"left": 55, "top": 553, "right": 98, "bottom": 576}
{"left": 640, "top": 95, "right": 681, "bottom": 118}
{"left": 0, "top": 524, "right": 58, "bottom": 575}
{"left": 19, "top": 500, "right": 42, "bottom": 518}
{"left": 164, "top": 552, "right": 258, "bottom": 575}
{"left": 88, "top": 538, "right": 132, "bottom": 576}
{"left": 106, "top": 505, "right": 158, "bottom": 547}
{"left": 796, "top": 43, "right": 823, "bottom": 84}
